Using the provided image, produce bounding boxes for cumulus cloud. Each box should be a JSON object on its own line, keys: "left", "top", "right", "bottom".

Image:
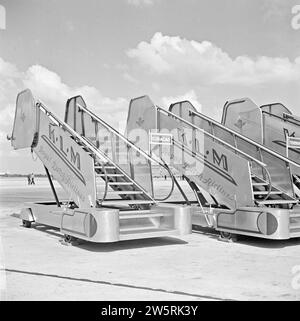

{"left": 1, "top": 61, "right": 128, "bottom": 126}
{"left": 0, "top": 57, "right": 128, "bottom": 166}
{"left": 127, "top": 32, "right": 300, "bottom": 86}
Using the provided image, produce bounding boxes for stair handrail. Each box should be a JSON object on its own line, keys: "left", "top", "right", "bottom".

{"left": 37, "top": 100, "right": 155, "bottom": 204}
{"left": 189, "top": 108, "right": 300, "bottom": 169}
{"left": 261, "top": 109, "right": 300, "bottom": 126}
{"left": 155, "top": 106, "right": 274, "bottom": 203}
{"left": 76, "top": 102, "right": 176, "bottom": 202}
{"left": 260, "top": 102, "right": 293, "bottom": 117}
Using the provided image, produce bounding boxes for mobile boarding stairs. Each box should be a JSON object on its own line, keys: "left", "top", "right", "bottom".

{"left": 9, "top": 89, "right": 192, "bottom": 243}
{"left": 125, "top": 96, "right": 300, "bottom": 240}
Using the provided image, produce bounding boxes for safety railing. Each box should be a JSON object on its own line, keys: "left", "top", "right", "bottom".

{"left": 35, "top": 101, "right": 118, "bottom": 205}
{"left": 154, "top": 106, "right": 274, "bottom": 203}
{"left": 66, "top": 100, "right": 178, "bottom": 202}
{"left": 260, "top": 103, "right": 293, "bottom": 118}
{"left": 187, "top": 107, "right": 300, "bottom": 198}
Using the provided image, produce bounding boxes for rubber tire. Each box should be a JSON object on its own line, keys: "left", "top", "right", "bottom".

{"left": 22, "top": 220, "right": 32, "bottom": 228}
{"left": 64, "top": 234, "right": 74, "bottom": 243}
{"left": 220, "top": 231, "right": 238, "bottom": 242}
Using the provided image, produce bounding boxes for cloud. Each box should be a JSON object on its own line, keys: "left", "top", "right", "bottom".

{"left": 0, "top": 57, "right": 129, "bottom": 167}
{"left": 21, "top": 65, "right": 128, "bottom": 127}
{"left": 127, "top": 0, "right": 154, "bottom": 6}
{"left": 161, "top": 90, "right": 202, "bottom": 111}
{"left": 127, "top": 32, "right": 300, "bottom": 86}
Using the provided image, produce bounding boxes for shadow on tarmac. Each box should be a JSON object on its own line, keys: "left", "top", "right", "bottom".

{"left": 23, "top": 223, "right": 188, "bottom": 252}
{"left": 13, "top": 213, "right": 300, "bottom": 251}
{"left": 193, "top": 225, "right": 300, "bottom": 249}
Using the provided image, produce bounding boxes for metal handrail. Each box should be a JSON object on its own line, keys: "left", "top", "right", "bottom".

{"left": 156, "top": 106, "right": 268, "bottom": 168}
{"left": 153, "top": 160, "right": 176, "bottom": 202}
{"left": 190, "top": 106, "right": 300, "bottom": 199}
{"left": 155, "top": 106, "right": 274, "bottom": 202}
{"left": 76, "top": 102, "right": 177, "bottom": 202}
{"left": 260, "top": 102, "right": 293, "bottom": 116}
{"left": 262, "top": 110, "right": 300, "bottom": 125}
{"left": 37, "top": 100, "right": 155, "bottom": 204}
{"left": 189, "top": 108, "right": 300, "bottom": 169}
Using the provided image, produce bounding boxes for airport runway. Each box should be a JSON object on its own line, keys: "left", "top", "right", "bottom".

{"left": 1, "top": 178, "right": 300, "bottom": 301}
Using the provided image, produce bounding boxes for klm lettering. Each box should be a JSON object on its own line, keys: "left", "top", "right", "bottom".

{"left": 212, "top": 149, "right": 228, "bottom": 172}
{"left": 48, "top": 124, "right": 81, "bottom": 170}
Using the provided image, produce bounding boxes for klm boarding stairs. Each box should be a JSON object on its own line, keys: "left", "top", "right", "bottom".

{"left": 260, "top": 102, "right": 300, "bottom": 163}
{"left": 125, "top": 96, "right": 300, "bottom": 240}
{"left": 222, "top": 98, "right": 300, "bottom": 199}
{"left": 260, "top": 102, "right": 300, "bottom": 195}
{"left": 8, "top": 89, "right": 191, "bottom": 243}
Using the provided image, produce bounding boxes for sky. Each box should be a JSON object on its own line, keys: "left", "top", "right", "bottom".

{"left": 0, "top": 0, "right": 300, "bottom": 173}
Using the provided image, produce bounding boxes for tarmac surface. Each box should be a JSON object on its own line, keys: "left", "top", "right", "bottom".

{"left": 1, "top": 177, "right": 300, "bottom": 301}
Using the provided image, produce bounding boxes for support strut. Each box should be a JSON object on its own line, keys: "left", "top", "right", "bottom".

{"left": 44, "top": 166, "right": 60, "bottom": 207}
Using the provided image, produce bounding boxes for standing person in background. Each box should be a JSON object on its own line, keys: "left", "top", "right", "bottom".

{"left": 27, "top": 174, "right": 31, "bottom": 185}
{"left": 30, "top": 173, "right": 35, "bottom": 185}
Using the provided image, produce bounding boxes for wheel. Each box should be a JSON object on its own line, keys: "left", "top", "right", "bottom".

{"left": 63, "top": 234, "right": 76, "bottom": 243}
{"left": 22, "top": 220, "right": 32, "bottom": 228}
{"left": 219, "top": 231, "right": 238, "bottom": 242}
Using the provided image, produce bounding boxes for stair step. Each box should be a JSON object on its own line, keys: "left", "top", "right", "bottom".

{"left": 119, "top": 228, "right": 177, "bottom": 241}
{"left": 256, "top": 199, "right": 298, "bottom": 205}
{"left": 97, "top": 174, "right": 124, "bottom": 177}
{"left": 289, "top": 231, "right": 300, "bottom": 237}
{"left": 290, "top": 223, "right": 300, "bottom": 230}
{"left": 120, "top": 212, "right": 168, "bottom": 219}
{"left": 251, "top": 174, "right": 267, "bottom": 183}
{"left": 95, "top": 165, "right": 116, "bottom": 170}
{"left": 109, "top": 191, "right": 144, "bottom": 195}
{"left": 252, "top": 182, "right": 269, "bottom": 186}
{"left": 108, "top": 182, "right": 134, "bottom": 186}
{"left": 290, "top": 213, "right": 300, "bottom": 218}
{"left": 101, "top": 200, "right": 154, "bottom": 206}
{"left": 120, "top": 226, "right": 157, "bottom": 232}
{"left": 120, "top": 209, "right": 152, "bottom": 214}
{"left": 253, "top": 191, "right": 283, "bottom": 195}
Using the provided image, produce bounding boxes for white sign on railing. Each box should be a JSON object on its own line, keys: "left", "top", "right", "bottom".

{"left": 149, "top": 132, "right": 173, "bottom": 145}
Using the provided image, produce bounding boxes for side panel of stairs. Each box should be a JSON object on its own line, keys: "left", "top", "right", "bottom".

{"left": 65, "top": 95, "right": 156, "bottom": 205}
{"left": 220, "top": 98, "right": 300, "bottom": 199}
{"left": 126, "top": 96, "right": 255, "bottom": 209}
{"left": 170, "top": 99, "right": 298, "bottom": 207}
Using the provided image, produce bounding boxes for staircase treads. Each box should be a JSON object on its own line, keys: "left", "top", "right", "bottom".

{"left": 256, "top": 199, "right": 298, "bottom": 205}
{"left": 253, "top": 191, "right": 283, "bottom": 195}
{"left": 101, "top": 200, "right": 154, "bottom": 206}
{"left": 108, "top": 191, "right": 144, "bottom": 195}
